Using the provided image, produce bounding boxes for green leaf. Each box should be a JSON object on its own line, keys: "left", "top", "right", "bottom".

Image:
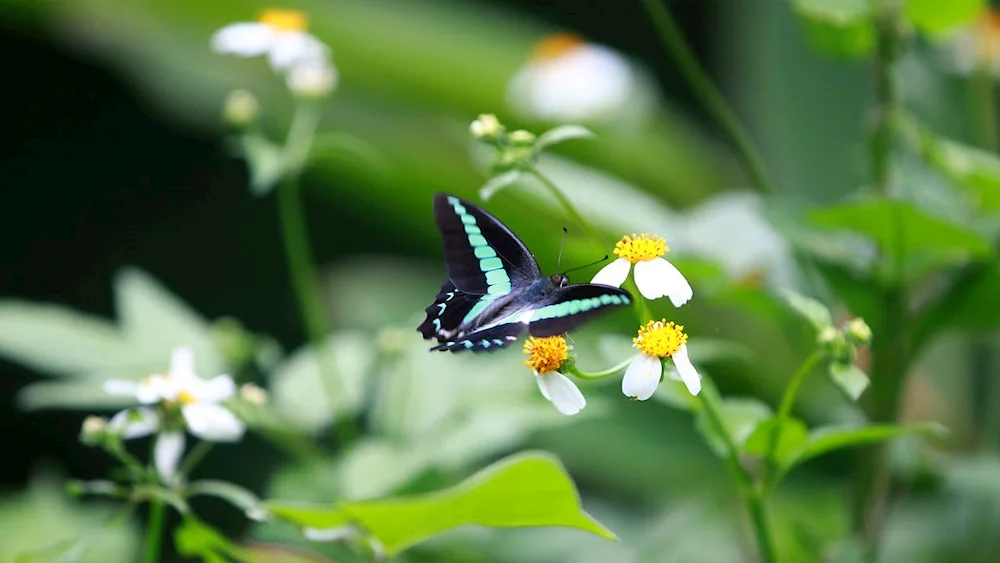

{"left": 782, "top": 290, "right": 834, "bottom": 330}
{"left": 743, "top": 417, "right": 810, "bottom": 468}
{"left": 696, "top": 397, "right": 773, "bottom": 457}
{"left": 174, "top": 518, "right": 234, "bottom": 562}
{"left": 895, "top": 113, "right": 1000, "bottom": 212}
{"left": 828, "top": 362, "right": 870, "bottom": 400}
{"left": 266, "top": 451, "right": 615, "bottom": 556}
{"left": 479, "top": 170, "right": 522, "bottom": 201}
{"left": 534, "top": 125, "right": 596, "bottom": 151}
{"left": 239, "top": 134, "right": 286, "bottom": 197}
{"left": 791, "top": 0, "right": 875, "bottom": 58}
{"left": 0, "top": 301, "right": 136, "bottom": 377}
{"left": 186, "top": 480, "right": 264, "bottom": 520}
{"left": 791, "top": 422, "right": 946, "bottom": 467}
{"left": 905, "top": 0, "right": 984, "bottom": 35}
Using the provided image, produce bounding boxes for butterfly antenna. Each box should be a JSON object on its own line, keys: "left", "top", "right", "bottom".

{"left": 562, "top": 254, "right": 610, "bottom": 276}
{"left": 556, "top": 227, "right": 569, "bottom": 269}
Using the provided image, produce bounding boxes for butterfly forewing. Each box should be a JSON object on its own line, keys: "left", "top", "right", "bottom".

{"left": 527, "top": 284, "right": 633, "bottom": 337}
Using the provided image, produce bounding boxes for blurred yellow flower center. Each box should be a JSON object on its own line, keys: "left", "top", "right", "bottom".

{"left": 258, "top": 9, "right": 308, "bottom": 32}
{"left": 523, "top": 336, "right": 569, "bottom": 373}
{"left": 532, "top": 33, "right": 585, "bottom": 63}
{"left": 177, "top": 390, "right": 197, "bottom": 405}
{"left": 634, "top": 319, "right": 687, "bottom": 358}
{"left": 614, "top": 233, "right": 668, "bottom": 264}
{"left": 978, "top": 9, "right": 1000, "bottom": 65}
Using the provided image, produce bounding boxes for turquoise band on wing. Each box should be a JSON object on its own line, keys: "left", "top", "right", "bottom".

{"left": 447, "top": 196, "right": 514, "bottom": 322}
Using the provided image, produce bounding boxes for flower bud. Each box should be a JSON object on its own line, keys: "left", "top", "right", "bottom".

{"left": 470, "top": 113, "right": 502, "bottom": 140}
{"left": 223, "top": 89, "right": 259, "bottom": 128}
{"left": 846, "top": 317, "right": 872, "bottom": 345}
{"left": 287, "top": 60, "right": 338, "bottom": 99}
{"left": 508, "top": 129, "right": 536, "bottom": 147}
{"left": 80, "top": 415, "right": 108, "bottom": 446}
{"left": 239, "top": 383, "right": 269, "bottom": 406}
{"left": 817, "top": 326, "right": 840, "bottom": 347}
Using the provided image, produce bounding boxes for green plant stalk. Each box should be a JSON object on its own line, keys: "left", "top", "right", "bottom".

{"left": 276, "top": 103, "right": 356, "bottom": 447}
{"left": 526, "top": 166, "right": 605, "bottom": 253}
{"left": 700, "top": 383, "right": 778, "bottom": 563}
{"left": 569, "top": 356, "right": 638, "bottom": 380}
{"left": 763, "top": 351, "right": 821, "bottom": 491}
{"left": 142, "top": 499, "right": 166, "bottom": 563}
{"left": 638, "top": 0, "right": 776, "bottom": 197}
{"left": 177, "top": 440, "right": 214, "bottom": 476}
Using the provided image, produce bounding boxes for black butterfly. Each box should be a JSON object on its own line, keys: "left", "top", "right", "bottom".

{"left": 417, "top": 193, "right": 633, "bottom": 353}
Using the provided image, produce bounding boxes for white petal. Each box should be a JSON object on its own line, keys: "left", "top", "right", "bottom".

{"left": 154, "top": 431, "right": 185, "bottom": 481}
{"left": 191, "top": 374, "right": 236, "bottom": 403}
{"left": 537, "top": 371, "right": 586, "bottom": 415}
{"left": 211, "top": 23, "right": 277, "bottom": 57}
{"left": 109, "top": 408, "right": 161, "bottom": 439}
{"left": 103, "top": 380, "right": 139, "bottom": 397}
{"left": 139, "top": 375, "right": 172, "bottom": 403}
{"left": 590, "top": 258, "right": 631, "bottom": 288}
{"left": 633, "top": 257, "right": 693, "bottom": 306}
{"left": 533, "top": 371, "right": 551, "bottom": 401}
{"left": 622, "top": 354, "right": 661, "bottom": 401}
{"left": 182, "top": 403, "right": 245, "bottom": 442}
{"left": 672, "top": 344, "right": 701, "bottom": 396}
{"left": 267, "top": 32, "right": 329, "bottom": 70}
{"left": 170, "top": 346, "right": 198, "bottom": 382}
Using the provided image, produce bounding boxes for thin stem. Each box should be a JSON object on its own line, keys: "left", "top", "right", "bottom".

{"left": 973, "top": 67, "right": 998, "bottom": 154}
{"left": 526, "top": 166, "right": 605, "bottom": 254}
{"left": 142, "top": 499, "right": 166, "bottom": 563}
{"left": 639, "top": 0, "right": 777, "bottom": 197}
{"left": 177, "top": 440, "right": 214, "bottom": 476}
{"left": 569, "top": 356, "right": 638, "bottom": 380}
{"left": 700, "top": 383, "right": 778, "bottom": 563}
{"left": 763, "top": 351, "right": 821, "bottom": 491}
{"left": 628, "top": 278, "right": 655, "bottom": 325}
{"left": 275, "top": 103, "right": 357, "bottom": 448}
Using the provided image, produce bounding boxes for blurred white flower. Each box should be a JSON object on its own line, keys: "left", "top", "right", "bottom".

{"left": 944, "top": 9, "right": 1000, "bottom": 76}
{"left": 286, "top": 58, "right": 338, "bottom": 98}
{"left": 523, "top": 336, "right": 585, "bottom": 415}
{"left": 623, "top": 320, "right": 700, "bottom": 400}
{"left": 104, "top": 347, "right": 244, "bottom": 480}
{"left": 508, "top": 33, "right": 637, "bottom": 123}
{"left": 592, "top": 233, "right": 692, "bottom": 306}
{"left": 211, "top": 8, "right": 330, "bottom": 71}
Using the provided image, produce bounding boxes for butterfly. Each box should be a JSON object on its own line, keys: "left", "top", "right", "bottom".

{"left": 418, "top": 193, "right": 633, "bottom": 353}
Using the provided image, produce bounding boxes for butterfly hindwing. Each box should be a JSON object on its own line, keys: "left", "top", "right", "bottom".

{"left": 417, "top": 280, "right": 482, "bottom": 343}
{"left": 428, "top": 319, "right": 528, "bottom": 353}
{"left": 527, "top": 284, "right": 633, "bottom": 337}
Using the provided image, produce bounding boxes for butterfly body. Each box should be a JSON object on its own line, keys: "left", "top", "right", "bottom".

{"left": 418, "top": 193, "right": 632, "bottom": 353}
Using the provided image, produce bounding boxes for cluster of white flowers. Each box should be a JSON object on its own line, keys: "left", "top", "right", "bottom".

{"left": 211, "top": 9, "right": 338, "bottom": 98}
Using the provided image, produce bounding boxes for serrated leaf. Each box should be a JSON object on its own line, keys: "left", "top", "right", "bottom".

{"left": 0, "top": 301, "right": 136, "bottom": 377}
{"left": 479, "top": 170, "right": 522, "bottom": 201}
{"left": 266, "top": 451, "right": 615, "bottom": 556}
{"left": 791, "top": 0, "right": 875, "bottom": 58}
{"left": 743, "top": 417, "right": 810, "bottom": 468}
{"left": 696, "top": 397, "right": 773, "bottom": 457}
{"left": 791, "top": 422, "right": 946, "bottom": 467}
{"left": 535, "top": 125, "right": 596, "bottom": 151}
{"left": 828, "top": 362, "right": 870, "bottom": 400}
{"left": 905, "top": 0, "right": 984, "bottom": 35}
{"left": 782, "top": 290, "right": 834, "bottom": 330}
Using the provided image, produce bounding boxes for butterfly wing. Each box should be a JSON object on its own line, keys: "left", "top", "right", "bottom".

{"left": 418, "top": 194, "right": 543, "bottom": 344}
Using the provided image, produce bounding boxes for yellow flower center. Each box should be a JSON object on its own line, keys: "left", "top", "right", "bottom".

{"left": 532, "top": 33, "right": 585, "bottom": 63}
{"left": 258, "top": 8, "right": 308, "bottom": 32}
{"left": 177, "top": 390, "right": 197, "bottom": 405}
{"left": 633, "top": 319, "right": 687, "bottom": 358}
{"left": 523, "top": 336, "right": 569, "bottom": 373}
{"left": 614, "top": 233, "right": 668, "bottom": 265}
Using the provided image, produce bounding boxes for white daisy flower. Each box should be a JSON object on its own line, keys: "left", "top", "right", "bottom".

{"left": 507, "top": 33, "right": 636, "bottom": 123}
{"left": 523, "top": 336, "right": 586, "bottom": 416}
{"left": 591, "top": 233, "right": 692, "bottom": 306}
{"left": 623, "top": 319, "right": 700, "bottom": 400}
{"left": 285, "top": 58, "right": 338, "bottom": 98}
{"left": 104, "top": 347, "right": 244, "bottom": 480}
{"left": 943, "top": 9, "right": 1000, "bottom": 76}
{"left": 211, "top": 9, "right": 330, "bottom": 72}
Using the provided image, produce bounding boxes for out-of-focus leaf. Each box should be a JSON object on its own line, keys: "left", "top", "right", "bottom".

{"left": 791, "top": 0, "right": 875, "bottom": 58}
{"left": 267, "top": 451, "right": 615, "bottom": 556}
{"left": 174, "top": 518, "right": 237, "bottom": 563}
{"left": 791, "top": 422, "right": 946, "bottom": 467}
{"left": 323, "top": 257, "right": 439, "bottom": 332}
{"left": 240, "top": 134, "right": 285, "bottom": 197}
{"left": 0, "top": 301, "right": 136, "bottom": 377}
{"left": 334, "top": 440, "right": 434, "bottom": 501}
{"left": 269, "top": 332, "right": 374, "bottom": 434}
{"left": 535, "top": 125, "right": 596, "bottom": 151}
{"left": 186, "top": 480, "right": 264, "bottom": 519}
{"left": 895, "top": 112, "right": 1000, "bottom": 212}
{"left": 743, "top": 417, "right": 810, "bottom": 468}
{"left": 782, "top": 290, "right": 834, "bottom": 330}
{"left": 696, "top": 397, "right": 773, "bottom": 457}
{"left": 944, "top": 453, "right": 1000, "bottom": 497}
{"left": 479, "top": 170, "right": 522, "bottom": 201}
{"left": 905, "top": 0, "right": 984, "bottom": 35}
{"left": 828, "top": 362, "right": 870, "bottom": 400}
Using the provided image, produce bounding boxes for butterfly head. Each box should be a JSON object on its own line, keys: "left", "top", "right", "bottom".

{"left": 549, "top": 273, "right": 570, "bottom": 288}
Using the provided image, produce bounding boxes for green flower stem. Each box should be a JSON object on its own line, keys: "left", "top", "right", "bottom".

{"left": 526, "top": 166, "right": 605, "bottom": 254}
{"left": 142, "top": 499, "right": 166, "bottom": 563}
{"left": 276, "top": 103, "right": 357, "bottom": 448}
{"left": 699, "top": 383, "right": 777, "bottom": 563}
{"left": 638, "top": 0, "right": 776, "bottom": 197}
{"left": 177, "top": 440, "right": 214, "bottom": 476}
{"left": 763, "top": 351, "right": 821, "bottom": 491}
{"left": 628, "top": 278, "right": 654, "bottom": 325}
{"left": 569, "top": 356, "right": 638, "bottom": 380}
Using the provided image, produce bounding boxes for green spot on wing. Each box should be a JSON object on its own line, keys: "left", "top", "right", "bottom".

{"left": 473, "top": 246, "right": 495, "bottom": 259}
{"left": 480, "top": 257, "right": 503, "bottom": 271}
{"left": 468, "top": 234, "right": 487, "bottom": 246}
{"left": 485, "top": 270, "right": 510, "bottom": 285}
